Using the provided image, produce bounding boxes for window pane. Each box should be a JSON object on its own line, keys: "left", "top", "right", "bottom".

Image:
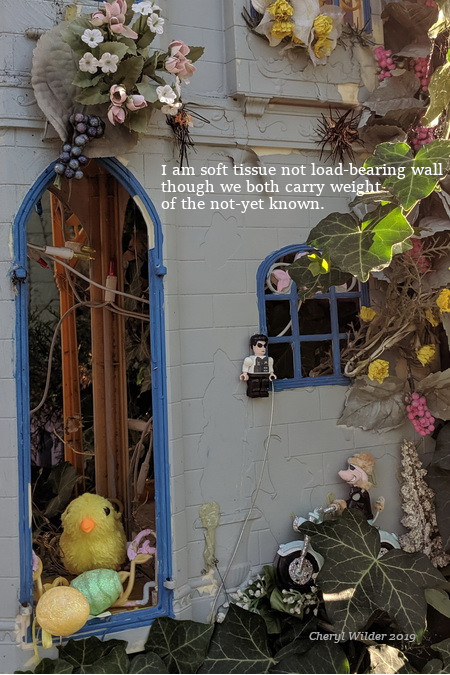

{"left": 266, "top": 300, "right": 292, "bottom": 337}
{"left": 301, "top": 340, "right": 333, "bottom": 377}
{"left": 299, "top": 299, "right": 331, "bottom": 335}
{"left": 337, "top": 298, "right": 360, "bottom": 333}
{"left": 269, "top": 342, "right": 294, "bottom": 379}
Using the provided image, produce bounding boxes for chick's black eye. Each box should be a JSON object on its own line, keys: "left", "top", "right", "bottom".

{"left": 104, "top": 507, "right": 111, "bottom": 516}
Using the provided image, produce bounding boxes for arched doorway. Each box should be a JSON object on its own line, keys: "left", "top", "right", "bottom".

{"left": 14, "top": 158, "right": 172, "bottom": 637}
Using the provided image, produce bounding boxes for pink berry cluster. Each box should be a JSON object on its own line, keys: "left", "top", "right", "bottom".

{"left": 406, "top": 392, "right": 435, "bottom": 436}
{"left": 414, "top": 56, "right": 431, "bottom": 91}
{"left": 411, "top": 125, "right": 435, "bottom": 151}
{"left": 406, "top": 238, "right": 431, "bottom": 273}
{"left": 374, "top": 46, "right": 396, "bottom": 81}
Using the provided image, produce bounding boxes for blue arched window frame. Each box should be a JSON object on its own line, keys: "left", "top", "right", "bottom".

{"left": 257, "top": 244, "right": 370, "bottom": 390}
{"left": 14, "top": 158, "right": 173, "bottom": 638}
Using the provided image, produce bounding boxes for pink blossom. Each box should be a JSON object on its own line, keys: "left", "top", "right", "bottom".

{"left": 272, "top": 269, "right": 292, "bottom": 293}
{"left": 110, "top": 84, "right": 127, "bottom": 105}
{"left": 126, "top": 94, "right": 147, "bottom": 111}
{"left": 107, "top": 104, "right": 126, "bottom": 125}
{"left": 92, "top": 0, "right": 138, "bottom": 39}
{"left": 168, "top": 40, "right": 190, "bottom": 58}
{"left": 165, "top": 54, "right": 196, "bottom": 81}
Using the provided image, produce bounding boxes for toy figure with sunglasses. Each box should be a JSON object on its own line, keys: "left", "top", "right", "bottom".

{"left": 240, "top": 334, "right": 276, "bottom": 398}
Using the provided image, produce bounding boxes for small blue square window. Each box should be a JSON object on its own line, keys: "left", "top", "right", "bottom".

{"left": 257, "top": 244, "right": 369, "bottom": 390}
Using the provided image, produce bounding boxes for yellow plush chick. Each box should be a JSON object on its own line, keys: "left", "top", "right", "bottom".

{"left": 60, "top": 493, "right": 127, "bottom": 575}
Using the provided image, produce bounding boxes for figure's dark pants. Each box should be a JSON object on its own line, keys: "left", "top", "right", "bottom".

{"left": 246, "top": 374, "right": 270, "bottom": 398}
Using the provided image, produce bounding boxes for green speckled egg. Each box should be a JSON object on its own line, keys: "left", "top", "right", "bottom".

{"left": 70, "top": 568, "right": 122, "bottom": 616}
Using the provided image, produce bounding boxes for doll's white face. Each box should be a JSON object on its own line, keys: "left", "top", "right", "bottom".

{"left": 253, "top": 341, "right": 267, "bottom": 356}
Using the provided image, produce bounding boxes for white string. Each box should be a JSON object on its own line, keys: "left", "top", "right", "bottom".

{"left": 210, "top": 381, "right": 276, "bottom": 619}
{"left": 27, "top": 244, "right": 150, "bottom": 305}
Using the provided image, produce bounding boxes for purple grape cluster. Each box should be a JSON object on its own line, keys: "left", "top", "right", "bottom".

{"left": 406, "top": 392, "right": 435, "bottom": 437}
{"left": 54, "top": 113, "right": 105, "bottom": 180}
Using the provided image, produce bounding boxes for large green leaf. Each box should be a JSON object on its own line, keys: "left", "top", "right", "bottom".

{"left": 126, "top": 107, "right": 152, "bottom": 134}
{"left": 270, "top": 643, "right": 349, "bottom": 674}
{"left": 338, "top": 376, "right": 406, "bottom": 432}
{"left": 307, "top": 206, "right": 413, "bottom": 281}
{"left": 426, "top": 588, "right": 450, "bottom": 618}
{"left": 74, "top": 85, "right": 109, "bottom": 105}
{"left": 114, "top": 55, "right": 144, "bottom": 90}
{"left": 287, "top": 254, "right": 352, "bottom": 300}
{"left": 129, "top": 652, "right": 169, "bottom": 673}
{"left": 426, "top": 423, "right": 450, "bottom": 552}
{"left": 199, "top": 604, "right": 276, "bottom": 673}
{"left": 188, "top": 46, "right": 205, "bottom": 63}
{"left": 136, "top": 80, "right": 158, "bottom": 103}
{"left": 145, "top": 616, "right": 213, "bottom": 674}
{"left": 272, "top": 616, "right": 316, "bottom": 661}
{"left": 57, "top": 637, "right": 128, "bottom": 672}
{"left": 365, "top": 141, "right": 450, "bottom": 210}
{"left": 298, "top": 509, "right": 447, "bottom": 638}
{"left": 98, "top": 41, "right": 129, "bottom": 60}
{"left": 425, "top": 638, "right": 450, "bottom": 673}
{"left": 61, "top": 17, "right": 93, "bottom": 54}
{"left": 44, "top": 461, "right": 80, "bottom": 518}
{"left": 35, "top": 659, "right": 73, "bottom": 674}
{"left": 423, "top": 63, "right": 450, "bottom": 127}
{"left": 72, "top": 72, "right": 102, "bottom": 89}
{"left": 366, "top": 644, "right": 413, "bottom": 674}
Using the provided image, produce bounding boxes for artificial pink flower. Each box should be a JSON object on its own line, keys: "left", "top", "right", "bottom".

{"left": 272, "top": 269, "right": 292, "bottom": 293}
{"left": 108, "top": 104, "right": 126, "bottom": 125}
{"left": 165, "top": 54, "right": 196, "bottom": 81}
{"left": 168, "top": 40, "right": 190, "bottom": 57}
{"left": 92, "top": 0, "right": 138, "bottom": 38}
{"left": 110, "top": 84, "right": 128, "bottom": 105}
{"left": 126, "top": 94, "right": 148, "bottom": 111}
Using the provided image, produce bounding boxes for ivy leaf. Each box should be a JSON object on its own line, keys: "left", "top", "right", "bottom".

{"left": 366, "top": 644, "right": 413, "bottom": 674}
{"left": 57, "top": 637, "right": 128, "bottom": 672}
{"left": 423, "top": 658, "right": 448, "bottom": 673}
{"left": 298, "top": 509, "right": 447, "bottom": 638}
{"left": 365, "top": 141, "right": 450, "bottom": 210}
{"left": 114, "top": 55, "right": 144, "bottom": 90}
{"left": 188, "top": 46, "right": 205, "bottom": 63}
{"left": 35, "top": 659, "right": 74, "bottom": 674}
{"left": 426, "top": 588, "right": 450, "bottom": 618}
{"left": 199, "top": 604, "right": 276, "bottom": 673}
{"left": 272, "top": 616, "right": 317, "bottom": 660}
{"left": 426, "top": 424, "right": 450, "bottom": 552}
{"left": 270, "top": 643, "right": 350, "bottom": 674}
{"left": 129, "top": 652, "right": 169, "bottom": 673}
{"left": 78, "top": 646, "right": 130, "bottom": 674}
{"left": 136, "top": 80, "right": 158, "bottom": 103}
{"left": 144, "top": 616, "right": 214, "bottom": 674}
{"left": 287, "top": 254, "right": 352, "bottom": 300}
{"left": 72, "top": 72, "right": 102, "bottom": 89}
{"left": 98, "top": 41, "right": 130, "bottom": 61}
{"left": 44, "top": 461, "right": 80, "bottom": 518}
{"left": 433, "top": 639, "right": 450, "bottom": 671}
{"left": 417, "top": 369, "right": 450, "bottom": 420}
{"left": 423, "top": 63, "right": 450, "bottom": 127}
{"left": 74, "top": 86, "right": 110, "bottom": 105}
{"left": 338, "top": 376, "right": 406, "bottom": 432}
{"left": 307, "top": 206, "right": 413, "bottom": 281}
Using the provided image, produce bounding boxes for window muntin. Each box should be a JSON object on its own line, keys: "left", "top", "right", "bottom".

{"left": 257, "top": 244, "right": 369, "bottom": 389}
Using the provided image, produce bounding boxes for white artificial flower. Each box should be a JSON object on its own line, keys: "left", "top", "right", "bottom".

{"left": 79, "top": 52, "right": 100, "bottom": 73}
{"left": 81, "top": 28, "right": 104, "bottom": 48}
{"left": 156, "top": 84, "right": 177, "bottom": 104}
{"left": 161, "top": 101, "right": 182, "bottom": 115}
{"left": 98, "top": 52, "right": 120, "bottom": 73}
{"left": 147, "top": 12, "right": 165, "bottom": 33}
{"left": 132, "top": 0, "right": 161, "bottom": 14}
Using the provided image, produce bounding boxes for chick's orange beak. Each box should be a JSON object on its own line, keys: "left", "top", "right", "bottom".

{"left": 80, "top": 517, "right": 96, "bottom": 533}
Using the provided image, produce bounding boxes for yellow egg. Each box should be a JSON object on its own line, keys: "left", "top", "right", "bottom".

{"left": 36, "top": 587, "right": 90, "bottom": 636}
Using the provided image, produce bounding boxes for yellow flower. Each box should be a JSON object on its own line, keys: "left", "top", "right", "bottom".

{"left": 436, "top": 288, "right": 450, "bottom": 313}
{"left": 268, "top": 0, "right": 294, "bottom": 20}
{"left": 271, "top": 19, "right": 294, "bottom": 39}
{"left": 313, "top": 37, "right": 333, "bottom": 59}
{"left": 359, "top": 306, "right": 377, "bottom": 322}
{"left": 425, "top": 309, "right": 439, "bottom": 327}
{"left": 313, "top": 14, "right": 333, "bottom": 38}
{"left": 367, "top": 359, "right": 389, "bottom": 384}
{"left": 416, "top": 344, "right": 436, "bottom": 366}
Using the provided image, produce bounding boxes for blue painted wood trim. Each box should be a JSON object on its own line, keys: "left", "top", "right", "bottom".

{"left": 14, "top": 158, "right": 172, "bottom": 637}
{"left": 256, "top": 244, "right": 368, "bottom": 389}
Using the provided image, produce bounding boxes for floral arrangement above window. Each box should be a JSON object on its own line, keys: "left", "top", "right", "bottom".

{"left": 249, "top": 0, "right": 343, "bottom": 64}
{"left": 31, "top": 0, "right": 204, "bottom": 161}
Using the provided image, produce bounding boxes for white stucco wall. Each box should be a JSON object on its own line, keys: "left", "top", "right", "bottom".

{"left": 0, "top": 0, "right": 427, "bottom": 671}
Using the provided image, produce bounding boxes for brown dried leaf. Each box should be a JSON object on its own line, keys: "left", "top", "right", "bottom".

{"left": 418, "top": 369, "right": 450, "bottom": 420}
{"left": 338, "top": 376, "right": 406, "bottom": 432}
{"left": 364, "top": 72, "right": 423, "bottom": 118}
